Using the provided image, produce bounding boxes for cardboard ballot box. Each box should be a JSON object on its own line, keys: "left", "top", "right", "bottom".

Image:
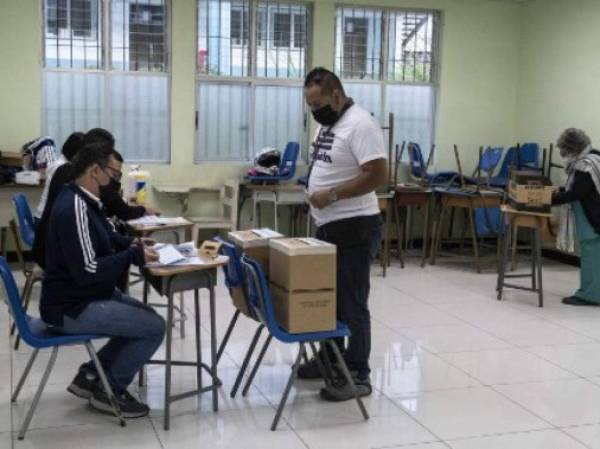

{"left": 270, "top": 283, "right": 336, "bottom": 333}
{"left": 228, "top": 228, "right": 283, "bottom": 315}
{"left": 229, "top": 228, "right": 284, "bottom": 274}
{"left": 508, "top": 171, "right": 555, "bottom": 213}
{"left": 269, "top": 238, "right": 336, "bottom": 292}
{"left": 268, "top": 238, "right": 337, "bottom": 333}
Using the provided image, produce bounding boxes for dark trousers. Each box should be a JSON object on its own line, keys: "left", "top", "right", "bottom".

{"left": 316, "top": 214, "right": 382, "bottom": 377}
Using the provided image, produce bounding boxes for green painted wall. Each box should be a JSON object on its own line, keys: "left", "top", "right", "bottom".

{"left": 517, "top": 0, "right": 600, "bottom": 185}
{"left": 0, "top": 0, "right": 41, "bottom": 151}
{"left": 0, "top": 0, "right": 522, "bottom": 221}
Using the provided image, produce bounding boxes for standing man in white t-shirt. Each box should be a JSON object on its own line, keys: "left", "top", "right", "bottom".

{"left": 299, "top": 67, "right": 387, "bottom": 401}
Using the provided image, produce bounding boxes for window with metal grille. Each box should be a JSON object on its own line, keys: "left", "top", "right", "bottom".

{"left": 388, "top": 10, "right": 436, "bottom": 83}
{"left": 335, "top": 8, "right": 382, "bottom": 81}
{"left": 230, "top": 8, "right": 249, "bottom": 46}
{"left": 42, "top": 0, "right": 171, "bottom": 162}
{"left": 44, "top": 0, "right": 102, "bottom": 69}
{"left": 335, "top": 6, "right": 440, "bottom": 160}
{"left": 196, "top": 0, "right": 310, "bottom": 162}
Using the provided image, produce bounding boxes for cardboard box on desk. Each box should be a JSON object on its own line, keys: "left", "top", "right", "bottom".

{"left": 228, "top": 228, "right": 284, "bottom": 276}
{"left": 270, "top": 282, "right": 336, "bottom": 333}
{"left": 269, "top": 238, "right": 336, "bottom": 292}
{"left": 508, "top": 171, "right": 555, "bottom": 213}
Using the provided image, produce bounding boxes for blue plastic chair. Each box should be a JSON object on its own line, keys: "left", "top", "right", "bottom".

{"left": 12, "top": 193, "right": 35, "bottom": 249}
{"left": 472, "top": 147, "right": 504, "bottom": 185}
{"left": 408, "top": 142, "right": 464, "bottom": 186}
{"left": 489, "top": 147, "right": 517, "bottom": 188}
{"left": 247, "top": 141, "right": 300, "bottom": 183}
{"left": 490, "top": 144, "right": 540, "bottom": 187}
{"left": 240, "top": 255, "right": 369, "bottom": 431}
{"left": 11, "top": 194, "right": 44, "bottom": 350}
{"left": 212, "top": 237, "right": 267, "bottom": 398}
{"left": 0, "top": 256, "right": 125, "bottom": 440}
{"left": 518, "top": 142, "right": 540, "bottom": 171}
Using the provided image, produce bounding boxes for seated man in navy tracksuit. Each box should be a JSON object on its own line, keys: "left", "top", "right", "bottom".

{"left": 40, "top": 143, "right": 165, "bottom": 418}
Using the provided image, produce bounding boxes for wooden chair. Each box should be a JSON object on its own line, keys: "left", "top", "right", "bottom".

{"left": 188, "top": 179, "right": 239, "bottom": 244}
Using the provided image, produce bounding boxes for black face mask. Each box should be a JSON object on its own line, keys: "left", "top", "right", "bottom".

{"left": 311, "top": 104, "right": 339, "bottom": 126}
{"left": 101, "top": 177, "right": 122, "bottom": 196}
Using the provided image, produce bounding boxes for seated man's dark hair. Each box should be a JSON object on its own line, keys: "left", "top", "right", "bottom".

{"left": 61, "top": 132, "right": 85, "bottom": 161}
{"left": 84, "top": 128, "right": 116, "bottom": 147}
{"left": 70, "top": 142, "right": 113, "bottom": 179}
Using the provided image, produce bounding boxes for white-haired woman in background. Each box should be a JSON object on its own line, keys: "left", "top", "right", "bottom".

{"left": 552, "top": 128, "right": 600, "bottom": 306}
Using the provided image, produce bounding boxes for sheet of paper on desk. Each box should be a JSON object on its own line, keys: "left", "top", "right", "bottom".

{"left": 127, "top": 215, "right": 188, "bottom": 226}
{"left": 168, "top": 255, "right": 229, "bottom": 266}
{"left": 252, "top": 228, "right": 283, "bottom": 238}
{"left": 154, "top": 244, "right": 186, "bottom": 265}
{"left": 175, "top": 241, "right": 196, "bottom": 257}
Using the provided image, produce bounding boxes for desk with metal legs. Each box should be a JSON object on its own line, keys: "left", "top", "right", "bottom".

{"left": 142, "top": 257, "right": 228, "bottom": 430}
{"left": 497, "top": 205, "right": 552, "bottom": 308}
{"left": 430, "top": 188, "right": 503, "bottom": 273}
{"left": 395, "top": 186, "right": 434, "bottom": 268}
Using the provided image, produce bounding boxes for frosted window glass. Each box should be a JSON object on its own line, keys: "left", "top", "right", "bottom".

{"left": 196, "top": 82, "right": 251, "bottom": 161}
{"left": 253, "top": 85, "right": 304, "bottom": 154}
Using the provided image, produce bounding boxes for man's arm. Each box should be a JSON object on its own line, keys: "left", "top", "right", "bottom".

{"left": 309, "top": 158, "right": 388, "bottom": 209}
{"left": 102, "top": 188, "right": 146, "bottom": 221}
{"left": 57, "top": 196, "right": 145, "bottom": 288}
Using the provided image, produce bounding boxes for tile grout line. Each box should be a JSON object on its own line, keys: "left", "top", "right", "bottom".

{"left": 372, "top": 282, "right": 599, "bottom": 447}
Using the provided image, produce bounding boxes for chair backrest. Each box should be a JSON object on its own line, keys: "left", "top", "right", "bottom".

{"left": 0, "top": 256, "right": 32, "bottom": 343}
{"left": 479, "top": 147, "right": 504, "bottom": 175}
{"left": 12, "top": 193, "right": 35, "bottom": 249}
{"left": 407, "top": 142, "right": 426, "bottom": 180}
{"left": 214, "top": 237, "right": 243, "bottom": 288}
{"left": 220, "top": 179, "right": 240, "bottom": 230}
{"left": 518, "top": 142, "right": 540, "bottom": 170}
{"left": 496, "top": 146, "right": 518, "bottom": 179}
{"left": 279, "top": 142, "right": 300, "bottom": 179}
{"left": 240, "top": 255, "right": 283, "bottom": 337}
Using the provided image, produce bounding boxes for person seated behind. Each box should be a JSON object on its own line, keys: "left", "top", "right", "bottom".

{"left": 40, "top": 143, "right": 166, "bottom": 418}
{"left": 32, "top": 132, "right": 85, "bottom": 268}
{"left": 552, "top": 128, "right": 600, "bottom": 306}
{"left": 34, "top": 133, "right": 83, "bottom": 220}
{"left": 33, "top": 128, "right": 159, "bottom": 268}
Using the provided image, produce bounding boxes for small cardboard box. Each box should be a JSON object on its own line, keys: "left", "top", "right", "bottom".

{"left": 508, "top": 171, "right": 555, "bottom": 212}
{"left": 269, "top": 238, "right": 336, "bottom": 292}
{"left": 270, "top": 283, "right": 336, "bottom": 333}
{"left": 228, "top": 228, "right": 284, "bottom": 276}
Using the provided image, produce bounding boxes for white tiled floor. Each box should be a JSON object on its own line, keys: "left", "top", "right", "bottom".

{"left": 4, "top": 258, "right": 600, "bottom": 448}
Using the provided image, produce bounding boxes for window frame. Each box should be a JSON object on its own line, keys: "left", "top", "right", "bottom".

{"left": 195, "top": 0, "right": 312, "bottom": 163}
{"left": 40, "top": 0, "right": 173, "bottom": 164}
{"left": 334, "top": 4, "right": 441, "bottom": 87}
{"left": 334, "top": 4, "right": 441, "bottom": 162}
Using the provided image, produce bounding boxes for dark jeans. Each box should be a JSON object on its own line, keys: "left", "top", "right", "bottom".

{"left": 59, "top": 290, "right": 166, "bottom": 391}
{"left": 316, "top": 214, "right": 382, "bottom": 377}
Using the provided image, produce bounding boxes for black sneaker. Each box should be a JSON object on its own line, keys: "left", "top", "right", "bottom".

{"left": 319, "top": 376, "right": 372, "bottom": 402}
{"left": 66, "top": 371, "right": 97, "bottom": 399}
{"left": 90, "top": 387, "right": 150, "bottom": 418}
{"left": 562, "top": 296, "right": 599, "bottom": 306}
{"left": 298, "top": 353, "right": 358, "bottom": 380}
{"left": 297, "top": 357, "right": 324, "bottom": 379}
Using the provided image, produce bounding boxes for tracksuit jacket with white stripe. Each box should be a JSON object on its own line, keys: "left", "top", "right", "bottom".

{"left": 40, "top": 183, "right": 145, "bottom": 326}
